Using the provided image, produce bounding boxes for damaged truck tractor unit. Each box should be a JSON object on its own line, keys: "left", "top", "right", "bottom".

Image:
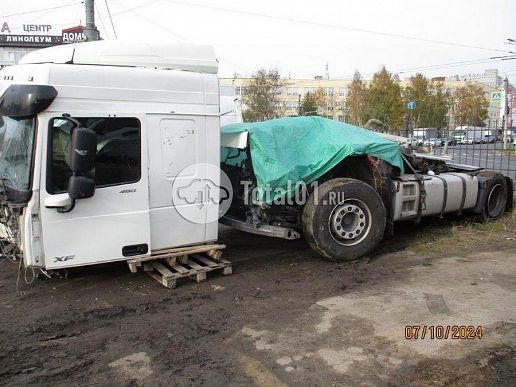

{"left": 220, "top": 117, "right": 513, "bottom": 262}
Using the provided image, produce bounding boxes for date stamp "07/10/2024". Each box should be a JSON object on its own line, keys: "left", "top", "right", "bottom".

{"left": 405, "top": 325, "right": 483, "bottom": 340}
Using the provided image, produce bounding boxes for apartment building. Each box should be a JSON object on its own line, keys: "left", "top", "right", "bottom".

{"left": 219, "top": 69, "right": 512, "bottom": 128}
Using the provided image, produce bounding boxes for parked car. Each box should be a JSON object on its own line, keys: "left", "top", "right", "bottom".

{"left": 484, "top": 135, "right": 497, "bottom": 143}
{"left": 423, "top": 138, "right": 443, "bottom": 147}
{"left": 409, "top": 137, "right": 424, "bottom": 146}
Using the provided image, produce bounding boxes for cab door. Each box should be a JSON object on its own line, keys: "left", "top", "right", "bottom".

{"left": 39, "top": 115, "right": 151, "bottom": 269}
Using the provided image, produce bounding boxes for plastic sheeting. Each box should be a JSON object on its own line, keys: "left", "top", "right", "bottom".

{"left": 221, "top": 116, "right": 404, "bottom": 203}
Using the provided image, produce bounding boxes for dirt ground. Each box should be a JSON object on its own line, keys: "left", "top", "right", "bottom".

{"left": 0, "top": 213, "right": 515, "bottom": 386}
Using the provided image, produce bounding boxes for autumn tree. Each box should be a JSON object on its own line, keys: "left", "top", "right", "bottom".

{"left": 403, "top": 73, "right": 430, "bottom": 129}
{"left": 403, "top": 74, "right": 449, "bottom": 130}
{"left": 345, "top": 71, "right": 366, "bottom": 126}
{"left": 453, "top": 83, "right": 488, "bottom": 126}
{"left": 241, "top": 68, "right": 285, "bottom": 122}
{"left": 425, "top": 81, "right": 449, "bottom": 130}
{"left": 299, "top": 87, "right": 326, "bottom": 116}
{"left": 363, "top": 66, "right": 404, "bottom": 132}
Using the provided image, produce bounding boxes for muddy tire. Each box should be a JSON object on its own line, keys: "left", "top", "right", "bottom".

{"left": 476, "top": 171, "right": 508, "bottom": 223}
{"left": 302, "top": 178, "right": 386, "bottom": 262}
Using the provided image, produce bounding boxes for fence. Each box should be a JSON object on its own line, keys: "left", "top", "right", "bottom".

{"left": 409, "top": 126, "right": 515, "bottom": 192}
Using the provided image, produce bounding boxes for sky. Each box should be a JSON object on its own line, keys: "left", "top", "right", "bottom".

{"left": 1, "top": 0, "right": 515, "bottom": 84}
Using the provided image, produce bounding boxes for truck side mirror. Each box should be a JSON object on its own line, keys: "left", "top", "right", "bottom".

{"left": 56, "top": 124, "right": 97, "bottom": 213}
{"left": 68, "top": 176, "right": 95, "bottom": 200}
{"left": 70, "top": 127, "right": 97, "bottom": 172}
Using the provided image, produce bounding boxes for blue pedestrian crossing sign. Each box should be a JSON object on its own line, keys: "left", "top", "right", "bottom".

{"left": 491, "top": 91, "right": 502, "bottom": 102}
{"left": 407, "top": 101, "right": 416, "bottom": 110}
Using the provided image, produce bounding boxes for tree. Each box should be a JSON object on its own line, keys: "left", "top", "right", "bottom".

{"left": 363, "top": 66, "right": 404, "bottom": 132}
{"left": 403, "top": 73, "right": 430, "bottom": 129}
{"left": 241, "top": 68, "right": 285, "bottom": 122}
{"left": 299, "top": 88, "right": 326, "bottom": 116}
{"left": 453, "top": 83, "right": 488, "bottom": 126}
{"left": 425, "top": 81, "right": 449, "bottom": 130}
{"left": 403, "top": 74, "right": 449, "bottom": 131}
{"left": 345, "top": 71, "right": 366, "bottom": 126}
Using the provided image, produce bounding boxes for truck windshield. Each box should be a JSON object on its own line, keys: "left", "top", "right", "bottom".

{"left": 0, "top": 116, "right": 35, "bottom": 192}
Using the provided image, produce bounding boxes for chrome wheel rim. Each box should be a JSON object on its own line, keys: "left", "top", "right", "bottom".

{"left": 329, "top": 198, "right": 372, "bottom": 246}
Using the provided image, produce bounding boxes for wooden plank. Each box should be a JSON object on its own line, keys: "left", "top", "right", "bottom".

{"left": 147, "top": 271, "right": 176, "bottom": 289}
{"left": 193, "top": 254, "right": 218, "bottom": 267}
{"left": 171, "top": 263, "right": 190, "bottom": 275}
{"left": 164, "top": 256, "right": 177, "bottom": 267}
{"left": 195, "top": 271, "right": 207, "bottom": 283}
{"left": 178, "top": 254, "right": 188, "bottom": 265}
{"left": 151, "top": 243, "right": 225, "bottom": 256}
{"left": 127, "top": 261, "right": 138, "bottom": 273}
{"left": 207, "top": 249, "right": 223, "bottom": 260}
{"left": 150, "top": 261, "right": 176, "bottom": 278}
{"left": 218, "top": 257, "right": 232, "bottom": 265}
{"left": 223, "top": 266, "right": 233, "bottom": 275}
{"left": 185, "top": 259, "right": 206, "bottom": 271}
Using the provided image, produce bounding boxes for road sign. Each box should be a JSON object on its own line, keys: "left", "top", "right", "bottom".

{"left": 407, "top": 101, "right": 416, "bottom": 110}
{"left": 491, "top": 91, "right": 502, "bottom": 102}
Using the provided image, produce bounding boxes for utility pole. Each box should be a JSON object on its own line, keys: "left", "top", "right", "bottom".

{"left": 84, "top": 0, "right": 100, "bottom": 41}
{"left": 502, "top": 77, "right": 509, "bottom": 149}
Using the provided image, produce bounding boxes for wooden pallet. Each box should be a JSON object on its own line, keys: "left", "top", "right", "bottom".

{"left": 127, "top": 244, "right": 231, "bottom": 288}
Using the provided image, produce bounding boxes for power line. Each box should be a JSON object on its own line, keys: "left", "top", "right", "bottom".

{"left": 109, "top": 0, "right": 185, "bottom": 40}
{"left": 327, "top": 56, "right": 516, "bottom": 80}
{"left": 161, "top": 0, "right": 515, "bottom": 55}
{"left": 104, "top": 0, "right": 118, "bottom": 39}
{"left": 108, "top": 0, "right": 252, "bottom": 74}
{"left": 108, "top": 0, "right": 161, "bottom": 18}
{"left": 95, "top": 4, "right": 110, "bottom": 39}
{"left": 395, "top": 56, "right": 516, "bottom": 74}
{"left": 0, "top": 2, "right": 81, "bottom": 18}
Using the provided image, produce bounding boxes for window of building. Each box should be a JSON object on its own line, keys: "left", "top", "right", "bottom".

{"left": 324, "top": 87, "right": 334, "bottom": 96}
{"left": 219, "top": 85, "right": 235, "bottom": 97}
{"left": 325, "top": 114, "right": 334, "bottom": 120}
{"left": 285, "top": 101, "right": 299, "bottom": 110}
{"left": 234, "top": 86, "right": 242, "bottom": 96}
{"left": 47, "top": 117, "right": 141, "bottom": 194}
{"left": 287, "top": 87, "right": 299, "bottom": 95}
{"left": 338, "top": 87, "right": 347, "bottom": 97}
{"left": 304, "top": 87, "right": 315, "bottom": 94}
{"left": 338, "top": 115, "right": 345, "bottom": 122}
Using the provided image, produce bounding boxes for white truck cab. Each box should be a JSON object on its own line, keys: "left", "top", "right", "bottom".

{"left": 0, "top": 41, "right": 221, "bottom": 269}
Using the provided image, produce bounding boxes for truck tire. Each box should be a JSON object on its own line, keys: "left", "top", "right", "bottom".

{"left": 476, "top": 171, "right": 508, "bottom": 223}
{"left": 302, "top": 178, "right": 386, "bottom": 262}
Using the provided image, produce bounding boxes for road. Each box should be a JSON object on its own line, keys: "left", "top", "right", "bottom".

{"left": 0, "top": 215, "right": 515, "bottom": 386}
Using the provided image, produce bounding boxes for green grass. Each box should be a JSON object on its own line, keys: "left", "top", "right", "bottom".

{"left": 411, "top": 213, "right": 515, "bottom": 255}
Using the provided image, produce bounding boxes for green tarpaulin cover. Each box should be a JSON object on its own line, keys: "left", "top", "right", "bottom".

{"left": 221, "top": 116, "right": 404, "bottom": 203}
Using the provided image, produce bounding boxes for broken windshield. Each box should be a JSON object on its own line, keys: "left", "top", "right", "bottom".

{"left": 0, "top": 116, "right": 35, "bottom": 193}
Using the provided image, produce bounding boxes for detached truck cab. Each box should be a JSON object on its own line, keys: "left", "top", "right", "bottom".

{"left": 0, "top": 41, "right": 221, "bottom": 269}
